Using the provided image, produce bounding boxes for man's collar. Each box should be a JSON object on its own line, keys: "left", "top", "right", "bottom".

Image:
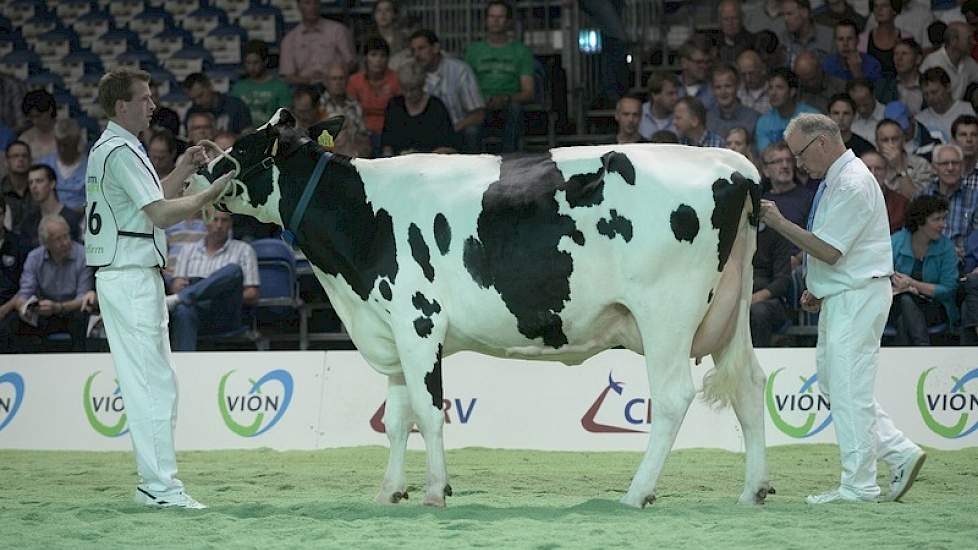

{"left": 42, "top": 243, "right": 78, "bottom": 264}
{"left": 300, "top": 18, "right": 325, "bottom": 33}
{"left": 825, "top": 148, "right": 856, "bottom": 185}
{"left": 197, "top": 236, "right": 233, "bottom": 255}
{"left": 106, "top": 120, "right": 142, "bottom": 148}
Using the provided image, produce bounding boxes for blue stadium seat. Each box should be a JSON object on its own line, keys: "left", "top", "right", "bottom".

{"left": 251, "top": 238, "right": 308, "bottom": 349}
{"left": 146, "top": 27, "right": 192, "bottom": 62}
{"left": 165, "top": 46, "right": 215, "bottom": 83}
{"left": 148, "top": 67, "right": 178, "bottom": 97}
{"left": 0, "top": 50, "right": 41, "bottom": 80}
{"left": 75, "top": 11, "right": 113, "bottom": 51}
{"left": 93, "top": 29, "right": 141, "bottom": 67}
{"left": 35, "top": 29, "right": 79, "bottom": 68}
{"left": 21, "top": 14, "right": 58, "bottom": 43}
{"left": 129, "top": 8, "right": 174, "bottom": 42}
{"left": 161, "top": 0, "right": 203, "bottom": 21}
{"left": 239, "top": 5, "right": 284, "bottom": 45}
{"left": 6, "top": 0, "right": 46, "bottom": 30}
{"left": 53, "top": 0, "right": 94, "bottom": 26}
{"left": 61, "top": 50, "right": 104, "bottom": 82}
{"left": 213, "top": 0, "right": 260, "bottom": 24}
{"left": 116, "top": 50, "right": 161, "bottom": 72}
{"left": 0, "top": 30, "right": 26, "bottom": 59}
{"left": 209, "top": 64, "right": 242, "bottom": 93}
{"left": 204, "top": 25, "right": 248, "bottom": 66}
{"left": 159, "top": 88, "right": 192, "bottom": 119}
{"left": 107, "top": 0, "right": 146, "bottom": 27}
{"left": 185, "top": 6, "right": 229, "bottom": 44}
{"left": 26, "top": 71, "right": 66, "bottom": 95}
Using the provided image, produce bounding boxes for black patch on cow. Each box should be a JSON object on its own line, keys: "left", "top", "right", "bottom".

{"left": 602, "top": 151, "right": 636, "bottom": 186}
{"left": 433, "top": 213, "right": 451, "bottom": 255}
{"left": 597, "top": 209, "right": 633, "bottom": 242}
{"left": 559, "top": 151, "right": 636, "bottom": 209}
{"left": 379, "top": 280, "right": 392, "bottom": 301}
{"left": 571, "top": 230, "right": 585, "bottom": 246}
{"left": 414, "top": 316, "right": 434, "bottom": 338}
{"left": 412, "top": 292, "right": 441, "bottom": 317}
{"left": 710, "top": 174, "right": 754, "bottom": 272}
{"left": 463, "top": 154, "right": 576, "bottom": 348}
{"left": 408, "top": 223, "right": 435, "bottom": 282}
{"left": 272, "top": 141, "right": 398, "bottom": 300}
{"left": 670, "top": 204, "right": 699, "bottom": 243}
{"left": 425, "top": 344, "right": 444, "bottom": 409}
{"left": 708, "top": 289, "right": 714, "bottom": 304}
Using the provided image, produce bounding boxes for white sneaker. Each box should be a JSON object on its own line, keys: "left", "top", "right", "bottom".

{"left": 805, "top": 489, "right": 878, "bottom": 505}
{"left": 134, "top": 488, "right": 207, "bottom": 509}
{"left": 887, "top": 448, "right": 926, "bottom": 502}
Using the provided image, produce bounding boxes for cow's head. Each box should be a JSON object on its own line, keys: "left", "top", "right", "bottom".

{"left": 187, "top": 108, "right": 343, "bottom": 226}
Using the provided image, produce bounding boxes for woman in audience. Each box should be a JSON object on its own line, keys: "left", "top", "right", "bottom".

{"left": 348, "top": 36, "right": 401, "bottom": 157}
{"left": 860, "top": 0, "right": 911, "bottom": 79}
{"left": 367, "top": 0, "right": 413, "bottom": 71}
{"left": 888, "top": 195, "right": 959, "bottom": 345}
{"left": 381, "top": 63, "right": 461, "bottom": 156}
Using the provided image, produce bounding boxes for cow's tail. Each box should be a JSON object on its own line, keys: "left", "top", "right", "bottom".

{"left": 701, "top": 177, "right": 765, "bottom": 409}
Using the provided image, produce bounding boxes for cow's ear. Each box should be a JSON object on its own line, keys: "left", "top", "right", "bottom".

{"left": 309, "top": 115, "right": 345, "bottom": 143}
{"left": 275, "top": 108, "right": 297, "bottom": 129}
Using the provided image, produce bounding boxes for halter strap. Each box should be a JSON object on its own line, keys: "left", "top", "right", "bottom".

{"left": 281, "top": 151, "right": 333, "bottom": 246}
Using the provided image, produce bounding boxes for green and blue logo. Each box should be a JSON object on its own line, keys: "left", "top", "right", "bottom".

{"left": 0, "top": 372, "right": 25, "bottom": 432}
{"left": 917, "top": 367, "right": 978, "bottom": 439}
{"left": 765, "top": 368, "right": 833, "bottom": 438}
{"left": 218, "top": 369, "right": 293, "bottom": 437}
{"left": 83, "top": 371, "right": 129, "bottom": 437}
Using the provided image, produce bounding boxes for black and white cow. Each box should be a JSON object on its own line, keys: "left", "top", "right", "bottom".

{"left": 191, "top": 109, "right": 771, "bottom": 508}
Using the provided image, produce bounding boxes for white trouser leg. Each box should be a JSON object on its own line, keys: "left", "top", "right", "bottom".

{"left": 97, "top": 268, "right": 183, "bottom": 496}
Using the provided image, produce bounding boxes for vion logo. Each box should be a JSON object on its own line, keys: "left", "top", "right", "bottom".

{"left": 917, "top": 367, "right": 978, "bottom": 439}
{"left": 765, "top": 368, "right": 832, "bottom": 438}
{"left": 83, "top": 371, "right": 129, "bottom": 437}
{"left": 370, "top": 398, "right": 477, "bottom": 433}
{"left": 581, "top": 371, "right": 649, "bottom": 433}
{"left": 218, "top": 369, "right": 293, "bottom": 437}
{"left": 0, "top": 372, "right": 25, "bottom": 432}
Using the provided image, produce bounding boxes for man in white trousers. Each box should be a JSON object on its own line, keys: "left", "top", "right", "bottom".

{"left": 85, "top": 68, "right": 232, "bottom": 509}
{"left": 760, "top": 113, "right": 926, "bottom": 504}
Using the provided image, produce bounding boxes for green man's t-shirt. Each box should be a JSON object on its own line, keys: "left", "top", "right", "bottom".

{"left": 230, "top": 77, "right": 294, "bottom": 125}
{"left": 463, "top": 40, "right": 534, "bottom": 99}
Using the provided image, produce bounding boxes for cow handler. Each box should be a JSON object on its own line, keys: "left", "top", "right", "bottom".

{"left": 85, "top": 68, "right": 232, "bottom": 509}
{"left": 759, "top": 113, "right": 926, "bottom": 504}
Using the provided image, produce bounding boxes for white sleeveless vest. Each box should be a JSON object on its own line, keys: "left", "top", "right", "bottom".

{"left": 85, "top": 134, "right": 167, "bottom": 268}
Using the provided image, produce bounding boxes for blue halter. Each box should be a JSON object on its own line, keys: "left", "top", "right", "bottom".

{"left": 281, "top": 151, "right": 333, "bottom": 247}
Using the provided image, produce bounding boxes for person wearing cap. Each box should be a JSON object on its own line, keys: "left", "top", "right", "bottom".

{"left": 884, "top": 100, "right": 944, "bottom": 162}
{"left": 875, "top": 118, "right": 934, "bottom": 197}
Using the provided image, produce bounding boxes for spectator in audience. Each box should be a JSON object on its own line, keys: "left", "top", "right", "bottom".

{"left": 148, "top": 130, "right": 179, "bottom": 179}
{"left": 794, "top": 49, "right": 846, "bottom": 112}
{"left": 761, "top": 141, "right": 815, "bottom": 268}
{"left": 961, "top": 224, "right": 978, "bottom": 344}
{"left": 814, "top": 0, "right": 867, "bottom": 34}
{"left": 7, "top": 214, "right": 93, "bottom": 352}
{"left": 639, "top": 71, "right": 680, "bottom": 139}
{"left": 183, "top": 73, "right": 252, "bottom": 136}
{"left": 18, "top": 90, "right": 58, "bottom": 161}
{"left": 922, "top": 143, "right": 978, "bottom": 255}
{"left": 279, "top": 0, "right": 356, "bottom": 86}
{"left": 164, "top": 212, "right": 207, "bottom": 285}
{"left": 1, "top": 141, "right": 31, "bottom": 232}
{"left": 751, "top": 222, "right": 793, "bottom": 347}
{"left": 755, "top": 68, "right": 820, "bottom": 151}
{"left": 213, "top": 132, "right": 236, "bottom": 152}
{"left": 292, "top": 86, "right": 325, "bottom": 134}
{"left": 824, "top": 20, "right": 885, "bottom": 82}
{"left": 707, "top": 65, "right": 761, "bottom": 141}
{"left": 917, "top": 67, "right": 978, "bottom": 141}
{"left": 890, "top": 38, "right": 925, "bottom": 114}
{"left": 754, "top": 28, "right": 789, "bottom": 69}
{"left": 38, "top": 119, "right": 86, "bottom": 212}
{"left": 649, "top": 130, "right": 680, "bottom": 143}
{"left": 864, "top": 0, "right": 933, "bottom": 51}
{"left": 743, "top": 0, "right": 786, "bottom": 37}
{"left": 231, "top": 40, "right": 293, "bottom": 126}
{"left": 19, "top": 164, "right": 83, "bottom": 247}
{"left": 718, "top": 0, "right": 756, "bottom": 66}
{"left": 952, "top": 114, "right": 978, "bottom": 175}
{"left": 0, "top": 195, "right": 31, "bottom": 352}
{"left": 676, "top": 34, "right": 717, "bottom": 111}
{"left": 828, "top": 93, "right": 876, "bottom": 157}
{"left": 674, "top": 97, "right": 726, "bottom": 147}
{"left": 382, "top": 63, "right": 462, "bottom": 156}
{"left": 920, "top": 21, "right": 978, "bottom": 100}
{"left": 888, "top": 194, "right": 959, "bottom": 345}
{"left": 725, "top": 126, "right": 761, "bottom": 169}
{"left": 736, "top": 49, "right": 771, "bottom": 113}
{"left": 168, "top": 211, "right": 259, "bottom": 352}
{"left": 186, "top": 112, "right": 217, "bottom": 146}
{"left": 465, "top": 1, "right": 535, "bottom": 153}
{"left": 148, "top": 82, "right": 188, "bottom": 156}
{"left": 0, "top": 73, "right": 27, "bottom": 133}
{"left": 780, "top": 0, "right": 835, "bottom": 66}
{"left": 925, "top": 20, "right": 948, "bottom": 57}
{"left": 410, "top": 29, "right": 486, "bottom": 153}
{"left": 348, "top": 36, "right": 402, "bottom": 155}
{"left": 368, "top": 0, "right": 413, "bottom": 72}
{"left": 321, "top": 63, "right": 372, "bottom": 158}
{"left": 860, "top": 0, "right": 912, "bottom": 79}
{"left": 862, "top": 149, "right": 912, "bottom": 232}
{"left": 876, "top": 118, "right": 934, "bottom": 195}
{"left": 614, "top": 93, "right": 645, "bottom": 144}
{"left": 884, "top": 100, "right": 944, "bottom": 161}
{"left": 848, "top": 78, "right": 886, "bottom": 145}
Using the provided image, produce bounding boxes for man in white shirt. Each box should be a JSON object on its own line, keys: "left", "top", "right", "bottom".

{"left": 85, "top": 68, "right": 231, "bottom": 510}
{"left": 920, "top": 21, "right": 978, "bottom": 101}
{"left": 917, "top": 66, "right": 978, "bottom": 141}
{"left": 760, "top": 113, "right": 925, "bottom": 505}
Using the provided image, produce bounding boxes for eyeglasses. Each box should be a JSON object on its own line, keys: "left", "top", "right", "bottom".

{"left": 934, "top": 160, "right": 962, "bottom": 167}
{"left": 764, "top": 157, "right": 793, "bottom": 166}
{"left": 791, "top": 134, "right": 822, "bottom": 160}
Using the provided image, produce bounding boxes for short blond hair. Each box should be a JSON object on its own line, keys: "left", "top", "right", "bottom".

{"left": 98, "top": 68, "right": 150, "bottom": 118}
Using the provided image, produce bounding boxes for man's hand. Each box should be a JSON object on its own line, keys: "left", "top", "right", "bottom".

{"left": 176, "top": 145, "right": 212, "bottom": 173}
{"left": 37, "top": 299, "right": 58, "bottom": 317}
{"left": 800, "top": 290, "right": 823, "bottom": 313}
{"left": 81, "top": 291, "right": 98, "bottom": 313}
{"left": 760, "top": 199, "right": 787, "bottom": 230}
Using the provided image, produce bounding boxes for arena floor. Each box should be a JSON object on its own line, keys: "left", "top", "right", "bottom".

{"left": 2, "top": 445, "right": 975, "bottom": 548}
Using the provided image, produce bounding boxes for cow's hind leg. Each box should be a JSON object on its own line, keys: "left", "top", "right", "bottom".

{"left": 621, "top": 322, "right": 696, "bottom": 508}
{"left": 376, "top": 373, "right": 412, "bottom": 504}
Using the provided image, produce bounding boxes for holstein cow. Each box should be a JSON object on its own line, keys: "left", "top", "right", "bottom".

{"left": 190, "top": 109, "right": 771, "bottom": 508}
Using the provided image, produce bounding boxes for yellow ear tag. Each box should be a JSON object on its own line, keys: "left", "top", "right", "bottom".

{"left": 270, "top": 138, "right": 278, "bottom": 156}
{"left": 317, "top": 129, "right": 334, "bottom": 148}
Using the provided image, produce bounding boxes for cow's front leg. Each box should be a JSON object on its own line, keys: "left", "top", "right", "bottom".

{"left": 376, "top": 373, "right": 412, "bottom": 504}
{"left": 394, "top": 317, "right": 451, "bottom": 507}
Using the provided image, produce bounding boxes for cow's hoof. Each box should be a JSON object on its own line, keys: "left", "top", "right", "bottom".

{"left": 423, "top": 494, "right": 446, "bottom": 507}
{"left": 375, "top": 490, "right": 408, "bottom": 504}
{"left": 444, "top": 484, "right": 453, "bottom": 497}
{"left": 620, "top": 493, "right": 656, "bottom": 508}
{"left": 738, "top": 485, "right": 773, "bottom": 505}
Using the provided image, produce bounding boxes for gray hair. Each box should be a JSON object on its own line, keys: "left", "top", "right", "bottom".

{"left": 38, "top": 214, "right": 69, "bottom": 244}
{"left": 784, "top": 113, "right": 842, "bottom": 143}
{"left": 932, "top": 142, "right": 964, "bottom": 161}
{"left": 397, "top": 62, "right": 426, "bottom": 90}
